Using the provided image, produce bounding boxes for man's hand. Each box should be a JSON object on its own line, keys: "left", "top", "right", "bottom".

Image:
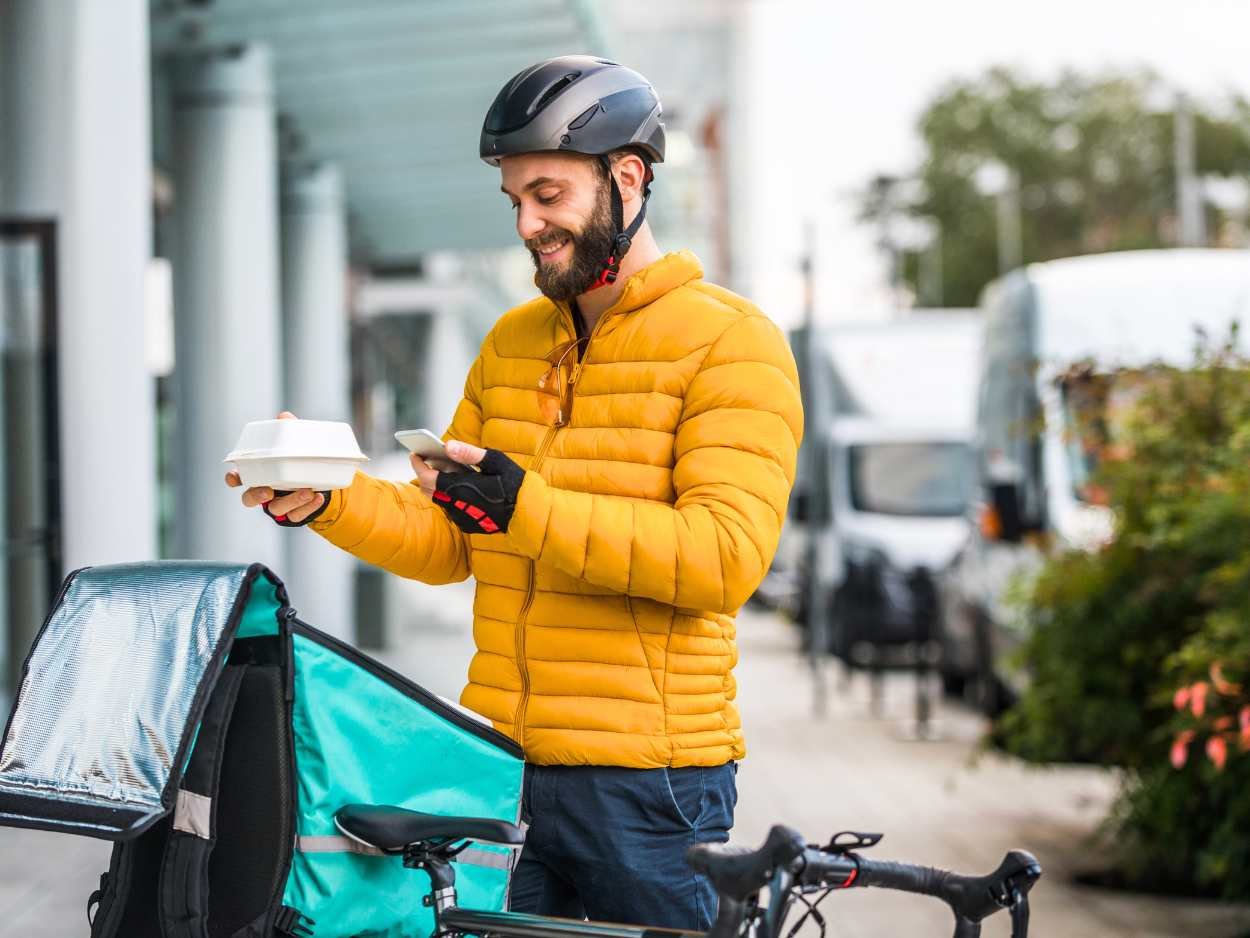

{"left": 424, "top": 442, "right": 525, "bottom": 535}
{"left": 223, "top": 411, "right": 327, "bottom": 524}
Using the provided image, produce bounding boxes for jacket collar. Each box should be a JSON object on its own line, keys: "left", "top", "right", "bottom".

{"left": 603, "top": 249, "right": 704, "bottom": 316}
{"left": 551, "top": 250, "right": 704, "bottom": 333}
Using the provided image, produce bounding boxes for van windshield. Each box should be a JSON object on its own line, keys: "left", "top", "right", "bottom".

{"left": 1060, "top": 368, "right": 1160, "bottom": 502}
{"left": 848, "top": 442, "right": 971, "bottom": 517}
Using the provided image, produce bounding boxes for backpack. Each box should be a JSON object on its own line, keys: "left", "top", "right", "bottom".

{"left": 0, "top": 561, "right": 523, "bottom": 938}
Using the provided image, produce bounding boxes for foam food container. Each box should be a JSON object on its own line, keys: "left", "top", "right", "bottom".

{"left": 224, "top": 419, "right": 368, "bottom": 490}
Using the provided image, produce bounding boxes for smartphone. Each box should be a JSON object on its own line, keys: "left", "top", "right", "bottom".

{"left": 394, "top": 428, "right": 469, "bottom": 473}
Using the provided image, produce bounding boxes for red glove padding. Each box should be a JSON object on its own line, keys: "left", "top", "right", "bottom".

{"left": 264, "top": 490, "right": 330, "bottom": 527}
{"left": 433, "top": 449, "right": 524, "bottom": 535}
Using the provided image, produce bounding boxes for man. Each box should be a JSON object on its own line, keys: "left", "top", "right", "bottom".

{"left": 227, "top": 56, "right": 803, "bottom": 930}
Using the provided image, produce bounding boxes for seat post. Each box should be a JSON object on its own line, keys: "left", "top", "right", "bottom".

{"left": 403, "top": 843, "right": 459, "bottom": 919}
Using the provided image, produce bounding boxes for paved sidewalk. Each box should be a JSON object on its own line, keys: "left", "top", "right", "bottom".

{"left": 2, "top": 582, "right": 1249, "bottom": 937}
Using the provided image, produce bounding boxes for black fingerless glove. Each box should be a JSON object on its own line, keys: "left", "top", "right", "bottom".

{"left": 264, "top": 490, "right": 331, "bottom": 527}
{"left": 433, "top": 449, "right": 525, "bottom": 534}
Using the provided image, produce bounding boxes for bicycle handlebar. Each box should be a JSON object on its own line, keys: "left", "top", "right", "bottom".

{"left": 688, "top": 826, "right": 1042, "bottom": 938}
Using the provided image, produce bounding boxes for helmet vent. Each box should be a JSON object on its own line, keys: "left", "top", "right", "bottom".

{"left": 531, "top": 72, "right": 581, "bottom": 116}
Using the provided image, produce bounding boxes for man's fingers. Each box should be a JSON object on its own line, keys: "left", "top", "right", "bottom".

{"left": 277, "top": 411, "right": 297, "bottom": 420}
{"left": 265, "top": 489, "right": 317, "bottom": 517}
{"left": 416, "top": 467, "right": 439, "bottom": 498}
{"left": 241, "top": 485, "right": 274, "bottom": 508}
{"left": 225, "top": 471, "right": 241, "bottom": 488}
{"left": 445, "top": 440, "right": 486, "bottom": 466}
{"left": 286, "top": 492, "right": 325, "bottom": 524}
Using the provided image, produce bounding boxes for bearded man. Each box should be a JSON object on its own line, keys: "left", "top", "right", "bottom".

{"left": 228, "top": 56, "right": 803, "bottom": 930}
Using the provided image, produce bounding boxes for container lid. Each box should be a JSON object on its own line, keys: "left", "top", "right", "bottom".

{"left": 224, "top": 419, "right": 367, "bottom": 463}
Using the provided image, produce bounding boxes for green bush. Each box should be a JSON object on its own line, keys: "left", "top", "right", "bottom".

{"left": 994, "top": 330, "right": 1250, "bottom": 899}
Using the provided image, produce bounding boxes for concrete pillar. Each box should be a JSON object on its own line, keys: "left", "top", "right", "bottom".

{"left": 0, "top": 0, "right": 156, "bottom": 688}
{"left": 280, "top": 163, "right": 353, "bottom": 639}
{"left": 171, "top": 44, "right": 283, "bottom": 568}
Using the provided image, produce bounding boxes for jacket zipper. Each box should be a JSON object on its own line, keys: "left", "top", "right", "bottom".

{"left": 511, "top": 308, "right": 612, "bottom": 749}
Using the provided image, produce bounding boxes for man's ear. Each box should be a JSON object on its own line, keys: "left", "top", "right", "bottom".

{"left": 610, "top": 152, "right": 649, "bottom": 202}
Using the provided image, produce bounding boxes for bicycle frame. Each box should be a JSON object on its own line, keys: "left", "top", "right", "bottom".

{"left": 427, "top": 852, "right": 796, "bottom": 938}
{"left": 362, "top": 819, "right": 1037, "bottom": 938}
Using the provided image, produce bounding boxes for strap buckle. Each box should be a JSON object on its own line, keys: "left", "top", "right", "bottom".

{"left": 275, "top": 905, "right": 316, "bottom": 937}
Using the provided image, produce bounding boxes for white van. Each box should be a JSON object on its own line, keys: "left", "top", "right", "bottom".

{"left": 942, "top": 249, "right": 1250, "bottom": 710}
{"left": 765, "top": 313, "right": 981, "bottom": 653}
{"left": 824, "top": 417, "right": 973, "bottom": 660}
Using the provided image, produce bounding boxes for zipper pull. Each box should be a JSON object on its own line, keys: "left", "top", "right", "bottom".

{"left": 569, "top": 363, "right": 582, "bottom": 385}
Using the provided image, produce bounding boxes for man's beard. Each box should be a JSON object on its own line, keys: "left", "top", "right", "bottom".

{"left": 528, "top": 182, "right": 615, "bottom": 302}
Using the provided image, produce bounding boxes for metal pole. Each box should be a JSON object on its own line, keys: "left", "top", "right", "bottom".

{"left": 1174, "top": 92, "right": 1206, "bottom": 248}
{"left": 919, "top": 222, "right": 943, "bottom": 307}
{"left": 799, "top": 219, "right": 829, "bottom": 717}
{"left": 995, "top": 169, "right": 1023, "bottom": 275}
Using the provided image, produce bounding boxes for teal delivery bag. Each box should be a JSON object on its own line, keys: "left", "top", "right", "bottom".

{"left": 0, "top": 561, "right": 524, "bottom": 938}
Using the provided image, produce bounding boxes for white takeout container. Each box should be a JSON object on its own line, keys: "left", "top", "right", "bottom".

{"left": 224, "top": 419, "right": 368, "bottom": 490}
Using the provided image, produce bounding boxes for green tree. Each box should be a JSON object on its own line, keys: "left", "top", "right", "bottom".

{"left": 995, "top": 331, "right": 1250, "bottom": 898}
{"left": 867, "top": 68, "right": 1250, "bottom": 307}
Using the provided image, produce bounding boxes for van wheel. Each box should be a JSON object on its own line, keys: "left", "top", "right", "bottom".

{"left": 941, "top": 671, "right": 967, "bottom": 698}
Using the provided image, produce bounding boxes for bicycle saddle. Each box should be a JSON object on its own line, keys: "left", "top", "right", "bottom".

{"left": 686, "top": 824, "right": 807, "bottom": 900}
{"left": 335, "top": 804, "right": 525, "bottom": 853}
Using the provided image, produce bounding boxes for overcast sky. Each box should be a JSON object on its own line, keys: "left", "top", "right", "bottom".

{"left": 735, "top": 0, "right": 1250, "bottom": 326}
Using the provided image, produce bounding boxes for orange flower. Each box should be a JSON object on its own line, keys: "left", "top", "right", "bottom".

{"left": 1206, "top": 735, "right": 1229, "bottom": 772}
{"left": 1171, "top": 730, "right": 1195, "bottom": 769}
{"left": 1190, "top": 682, "right": 1210, "bottom": 717}
{"left": 1173, "top": 686, "right": 1191, "bottom": 711}
{"left": 1210, "top": 662, "right": 1242, "bottom": 696}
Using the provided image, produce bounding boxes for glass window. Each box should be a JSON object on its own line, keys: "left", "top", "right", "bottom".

{"left": 1060, "top": 368, "right": 1160, "bottom": 503}
{"left": 0, "top": 221, "right": 61, "bottom": 699}
{"left": 848, "top": 442, "right": 971, "bottom": 517}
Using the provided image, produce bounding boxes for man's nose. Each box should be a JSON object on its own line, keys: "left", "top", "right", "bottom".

{"left": 516, "top": 204, "right": 546, "bottom": 242}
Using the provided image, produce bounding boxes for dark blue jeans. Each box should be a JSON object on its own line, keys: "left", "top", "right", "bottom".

{"left": 508, "top": 762, "right": 738, "bottom": 930}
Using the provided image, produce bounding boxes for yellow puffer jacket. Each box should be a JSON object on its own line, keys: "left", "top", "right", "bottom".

{"left": 311, "top": 251, "right": 803, "bottom": 768}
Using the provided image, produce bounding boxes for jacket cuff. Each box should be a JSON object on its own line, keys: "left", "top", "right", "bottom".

{"left": 308, "top": 472, "right": 362, "bottom": 532}
{"left": 507, "top": 470, "right": 553, "bottom": 558}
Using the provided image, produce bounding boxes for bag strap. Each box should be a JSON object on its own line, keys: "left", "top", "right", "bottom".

{"left": 87, "top": 843, "right": 128, "bottom": 937}
{"left": 159, "top": 663, "right": 248, "bottom": 938}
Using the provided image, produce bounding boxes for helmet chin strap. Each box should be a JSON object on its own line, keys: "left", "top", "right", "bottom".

{"left": 588, "top": 155, "right": 652, "bottom": 291}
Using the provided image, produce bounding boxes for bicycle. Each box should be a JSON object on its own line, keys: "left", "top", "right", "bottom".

{"left": 334, "top": 803, "right": 1042, "bottom": 938}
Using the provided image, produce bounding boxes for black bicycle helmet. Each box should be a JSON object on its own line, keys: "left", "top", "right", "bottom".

{"left": 481, "top": 55, "right": 666, "bottom": 288}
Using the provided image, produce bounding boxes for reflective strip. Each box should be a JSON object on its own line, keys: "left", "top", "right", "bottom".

{"left": 299, "top": 835, "right": 384, "bottom": 857}
{"left": 297, "top": 836, "right": 515, "bottom": 870}
{"left": 173, "top": 790, "right": 211, "bottom": 839}
{"left": 457, "top": 847, "right": 515, "bottom": 871}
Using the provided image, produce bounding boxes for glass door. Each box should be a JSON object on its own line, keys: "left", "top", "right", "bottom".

{"left": 0, "top": 220, "right": 61, "bottom": 700}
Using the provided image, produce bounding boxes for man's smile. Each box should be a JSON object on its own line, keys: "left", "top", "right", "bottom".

{"left": 535, "top": 238, "right": 571, "bottom": 263}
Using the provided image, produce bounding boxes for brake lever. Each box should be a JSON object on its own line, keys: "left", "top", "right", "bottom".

{"left": 1009, "top": 886, "right": 1029, "bottom": 938}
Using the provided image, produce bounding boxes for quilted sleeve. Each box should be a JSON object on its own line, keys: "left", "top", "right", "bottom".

{"left": 307, "top": 354, "right": 487, "bottom": 584}
{"left": 507, "top": 314, "right": 803, "bottom": 613}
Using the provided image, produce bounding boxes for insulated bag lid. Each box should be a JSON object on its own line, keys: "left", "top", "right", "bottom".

{"left": 0, "top": 561, "right": 288, "bottom": 840}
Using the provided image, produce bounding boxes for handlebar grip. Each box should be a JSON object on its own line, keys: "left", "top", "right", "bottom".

{"left": 797, "top": 849, "right": 859, "bottom": 888}
{"left": 855, "top": 858, "right": 948, "bottom": 898}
